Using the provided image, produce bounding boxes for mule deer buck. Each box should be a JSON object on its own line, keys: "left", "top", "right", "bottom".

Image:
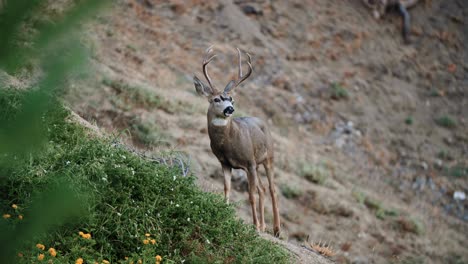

{"left": 193, "top": 46, "right": 280, "bottom": 236}
{"left": 362, "top": 0, "right": 422, "bottom": 43}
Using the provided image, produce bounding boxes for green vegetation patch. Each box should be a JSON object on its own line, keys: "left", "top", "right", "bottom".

{"left": 0, "top": 90, "right": 290, "bottom": 263}
{"left": 443, "top": 164, "right": 468, "bottom": 178}
{"left": 352, "top": 190, "right": 399, "bottom": 220}
{"left": 102, "top": 78, "right": 164, "bottom": 110}
{"left": 330, "top": 82, "right": 349, "bottom": 100}
{"left": 435, "top": 115, "right": 457, "bottom": 128}
{"left": 297, "top": 162, "right": 329, "bottom": 185}
{"left": 280, "top": 185, "right": 303, "bottom": 200}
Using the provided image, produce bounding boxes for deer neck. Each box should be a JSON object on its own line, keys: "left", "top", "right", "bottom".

{"left": 207, "top": 111, "right": 234, "bottom": 143}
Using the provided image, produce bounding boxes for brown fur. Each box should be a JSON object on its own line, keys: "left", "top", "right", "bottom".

{"left": 193, "top": 47, "right": 281, "bottom": 236}
{"left": 362, "top": 0, "right": 419, "bottom": 19}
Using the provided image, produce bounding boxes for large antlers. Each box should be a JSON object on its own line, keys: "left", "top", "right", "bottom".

{"left": 201, "top": 46, "right": 253, "bottom": 94}
{"left": 235, "top": 48, "right": 253, "bottom": 87}
{"left": 203, "top": 45, "right": 217, "bottom": 92}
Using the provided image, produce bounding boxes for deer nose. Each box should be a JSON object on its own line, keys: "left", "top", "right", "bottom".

{"left": 224, "top": 106, "right": 234, "bottom": 116}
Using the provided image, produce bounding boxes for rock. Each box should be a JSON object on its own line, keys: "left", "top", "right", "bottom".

{"left": 335, "top": 136, "right": 347, "bottom": 149}
{"left": 453, "top": 191, "right": 466, "bottom": 201}
{"left": 421, "top": 161, "right": 428, "bottom": 170}
{"left": 232, "top": 169, "right": 248, "bottom": 192}
{"left": 412, "top": 176, "right": 426, "bottom": 191}
{"left": 241, "top": 4, "right": 263, "bottom": 16}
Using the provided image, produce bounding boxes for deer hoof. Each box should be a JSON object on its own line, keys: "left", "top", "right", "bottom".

{"left": 273, "top": 228, "right": 280, "bottom": 238}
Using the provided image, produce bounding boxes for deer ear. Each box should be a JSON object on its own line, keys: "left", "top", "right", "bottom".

{"left": 223, "top": 80, "right": 235, "bottom": 94}
{"left": 194, "top": 75, "right": 212, "bottom": 97}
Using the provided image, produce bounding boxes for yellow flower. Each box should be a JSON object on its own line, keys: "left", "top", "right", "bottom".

{"left": 48, "top": 248, "right": 57, "bottom": 257}
{"left": 76, "top": 258, "right": 84, "bottom": 264}
{"left": 137, "top": 259, "right": 142, "bottom": 264}
{"left": 12, "top": 204, "right": 18, "bottom": 209}
{"left": 102, "top": 260, "right": 110, "bottom": 264}
{"left": 143, "top": 239, "right": 149, "bottom": 245}
{"left": 155, "top": 255, "right": 162, "bottom": 263}
{"left": 150, "top": 239, "right": 156, "bottom": 245}
{"left": 36, "top": 243, "right": 46, "bottom": 250}
{"left": 79, "top": 232, "right": 92, "bottom": 239}
{"left": 38, "top": 253, "right": 45, "bottom": 261}
{"left": 3, "top": 214, "right": 11, "bottom": 219}
{"left": 18, "top": 215, "right": 23, "bottom": 220}
{"left": 125, "top": 257, "right": 129, "bottom": 260}
{"left": 145, "top": 233, "right": 151, "bottom": 237}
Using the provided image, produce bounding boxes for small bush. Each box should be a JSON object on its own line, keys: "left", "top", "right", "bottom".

{"left": 437, "top": 150, "right": 453, "bottom": 161}
{"left": 397, "top": 217, "right": 425, "bottom": 235}
{"left": 131, "top": 118, "right": 171, "bottom": 147}
{"left": 376, "top": 208, "right": 399, "bottom": 220}
{"left": 102, "top": 78, "right": 163, "bottom": 109}
{"left": 435, "top": 116, "right": 456, "bottom": 128}
{"left": 280, "top": 185, "right": 303, "bottom": 199}
{"left": 443, "top": 164, "right": 468, "bottom": 178}
{"left": 297, "top": 162, "right": 329, "bottom": 185}
{"left": 352, "top": 190, "right": 366, "bottom": 204}
{"left": 405, "top": 116, "right": 413, "bottom": 125}
{"left": 330, "top": 82, "right": 348, "bottom": 100}
{"left": 364, "top": 197, "right": 382, "bottom": 211}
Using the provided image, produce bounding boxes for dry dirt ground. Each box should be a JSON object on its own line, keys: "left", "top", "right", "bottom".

{"left": 66, "top": 0, "right": 467, "bottom": 263}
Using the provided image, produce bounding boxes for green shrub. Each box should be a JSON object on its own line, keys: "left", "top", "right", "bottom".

{"left": 443, "top": 164, "right": 468, "bottom": 178}
{"left": 280, "top": 185, "right": 303, "bottom": 199}
{"left": 405, "top": 116, "right": 413, "bottom": 125}
{"left": 131, "top": 118, "right": 171, "bottom": 147}
{"left": 102, "top": 78, "right": 163, "bottom": 109}
{"left": 330, "top": 82, "right": 348, "bottom": 100}
{"left": 437, "top": 150, "right": 453, "bottom": 161}
{"left": 396, "top": 217, "right": 425, "bottom": 236}
{"left": 352, "top": 190, "right": 366, "bottom": 204}
{"left": 435, "top": 116, "right": 456, "bottom": 128}
{"left": 0, "top": 91, "right": 290, "bottom": 264}
{"left": 297, "top": 162, "right": 329, "bottom": 185}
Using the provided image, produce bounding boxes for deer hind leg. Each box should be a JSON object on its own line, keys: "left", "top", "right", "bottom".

{"left": 256, "top": 166, "right": 266, "bottom": 232}
{"left": 398, "top": 2, "right": 411, "bottom": 43}
{"left": 247, "top": 165, "right": 260, "bottom": 231}
{"left": 222, "top": 165, "right": 232, "bottom": 204}
{"left": 264, "top": 159, "right": 280, "bottom": 237}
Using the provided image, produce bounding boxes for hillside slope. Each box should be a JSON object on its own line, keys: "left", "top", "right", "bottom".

{"left": 2, "top": 89, "right": 325, "bottom": 263}
{"left": 66, "top": 0, "right": 467, "bottom": 263}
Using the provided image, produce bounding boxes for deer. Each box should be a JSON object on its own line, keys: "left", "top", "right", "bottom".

{"left": 362, "top": 0, "right": 422, "bottom": 43}
{"left": 193, "top": 46, "right": 281, "bottom": 237}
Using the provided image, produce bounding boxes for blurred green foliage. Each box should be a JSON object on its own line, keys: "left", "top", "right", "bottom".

{"left": 0, "top": 0, "right": 107, "bottom": 262}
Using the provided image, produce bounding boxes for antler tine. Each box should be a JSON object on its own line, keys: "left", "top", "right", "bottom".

{"left": 203, "top": 45, "right": 217, "bottom": 90}
{"left": 235, "top": 48, "right": 253, "bottom": 87}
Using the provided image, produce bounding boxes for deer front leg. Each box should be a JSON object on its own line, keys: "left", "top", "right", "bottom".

{"left": 264, "top": 159, "right": 280, "bottom": 237}
{"left": 398, "top": 2, "right": 411, "bottom": 44}
{"left": 256, "top": 167, "right": 266, "bottom": 232}
{"left": 247, "top": 166, "right": 260, "bottom": 231}
{"left": 222, "top": 164, "right": 232, "bottom": 204}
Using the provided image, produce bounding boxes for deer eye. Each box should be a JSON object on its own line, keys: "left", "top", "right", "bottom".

{"left": 214, "top": 98, "right": 221, "bottom": 103}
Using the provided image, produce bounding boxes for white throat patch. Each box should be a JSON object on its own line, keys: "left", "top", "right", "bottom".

{"left": 211, "top": 118, "right": 228, "bottom": 126}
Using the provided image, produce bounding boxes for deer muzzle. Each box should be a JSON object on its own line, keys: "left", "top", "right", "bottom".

{"left": 223, "top": 106, "right": 234, "bottom": 117}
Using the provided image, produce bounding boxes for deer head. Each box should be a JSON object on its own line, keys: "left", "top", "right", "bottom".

{"left": 193, "top": 46, "right": 252, "bottom": 122}
{"left": 362, "top": 0, "right": 387, "bottom": 19}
